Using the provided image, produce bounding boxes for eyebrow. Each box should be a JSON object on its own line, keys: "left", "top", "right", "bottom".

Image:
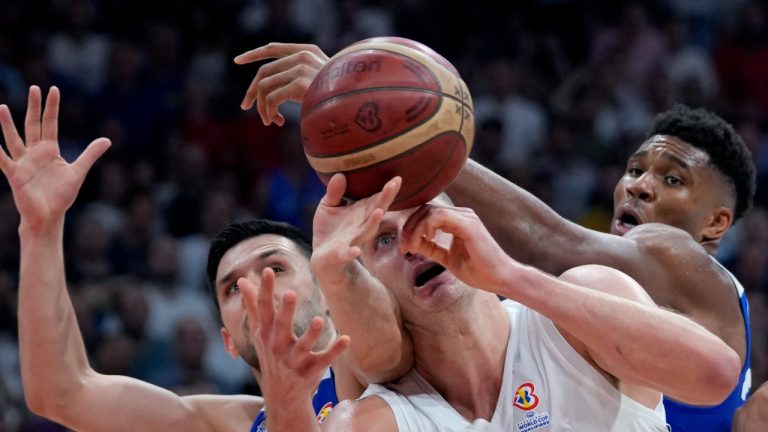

{"left": 216, "top": 249, "right": 286, "bottom": 289}
{"left": 629, "top": 150, "right": 692, "bottom": 172}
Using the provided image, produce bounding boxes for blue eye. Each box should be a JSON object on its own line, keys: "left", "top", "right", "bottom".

{"left": 376, "top": 234, "right": 395, "bottom": 249}
{"left": 227, "top": 282, "right": 240, "bottom": 296}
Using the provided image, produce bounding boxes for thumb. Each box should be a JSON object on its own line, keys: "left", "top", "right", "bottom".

{"left": 320, "top": 173, "right": 347, "bottom": 207}
{"left": 73, "top": 138, "right": 111, "bottom": 176}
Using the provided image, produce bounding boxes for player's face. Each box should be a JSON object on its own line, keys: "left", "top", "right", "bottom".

{"left": 612, "top": 135, "right": 731, "bottom": 240}
{"left": 214, "top": 234, "right": 330, "bottom": 371}
{"left": 359, "top": 199, "right": 469, "bottom": 323}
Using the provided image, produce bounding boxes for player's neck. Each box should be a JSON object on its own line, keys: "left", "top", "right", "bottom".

{"left": 700, "top": 237, "right": 720, "bottom": 255}
{"left": 410, "top": 296, "right": 509, "bottom": 421}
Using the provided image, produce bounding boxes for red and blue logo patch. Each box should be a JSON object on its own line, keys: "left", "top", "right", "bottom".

{"left": 513, "top": 382, "right": 540, "bottom": 411}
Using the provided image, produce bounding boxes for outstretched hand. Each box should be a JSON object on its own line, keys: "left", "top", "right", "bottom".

{"left": 235, "top": 43, "right": 329, "bottom": 126}
{"left": 241, "top": 269, "right": 349, "bottom": 404}
{"left": 0, "top": 86, "right": 110, "bottom": 230}
{"left": 310, "top": 174, "right": 401, "bottom": 285}
{"left": 400, "top": 204, "right": 515, "bottom": 292}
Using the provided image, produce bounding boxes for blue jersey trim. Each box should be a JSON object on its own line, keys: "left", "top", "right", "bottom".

{"left": 250, "top": 368, "right": 338, "bottom": 432}
{"left": 663, "top": 261, "right": 751, "bottom": 432}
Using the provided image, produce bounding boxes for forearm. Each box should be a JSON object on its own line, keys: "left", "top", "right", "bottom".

{"left": 504, "top": 263, "right": 740, "bottom": 404}
{"left": 18, "top": 220, "right": 91, "bottom": 412}
{"left": 319, "top": 262, "right": 413, "bottom": 383}
{"left": 266, "top": 397, "right": 321, "bottom": 432}
{"left": 449, "top": 159, "right": 584, "bottom": 274}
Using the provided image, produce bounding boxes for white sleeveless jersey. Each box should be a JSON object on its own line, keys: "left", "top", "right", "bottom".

{"left": 362, "top": 300, "right": 668, "bottom": 432}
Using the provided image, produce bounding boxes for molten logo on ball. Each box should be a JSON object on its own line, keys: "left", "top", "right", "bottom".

{"left": 314, "top": 59, "right": 382, "bottom": 88}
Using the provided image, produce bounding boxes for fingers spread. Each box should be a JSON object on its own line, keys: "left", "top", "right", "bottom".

{"left": 73, "top": 138, "right": 111, "bottom": 176}
{"left": 256, "top": 269, "right": 276, "bottom": 337}
{"left": 293, "top": 316, "right": 324, "bottom": 356}
{"left": 24, "top": 86, "right": 42, "bottom": 145}
{"left": 295, "top": 332, "right": 349, "bottom": 374}
{"left": 373, "top": 176, "right": 402, "bottom": 213}
{"left": 314, "top": 335, "right": 350, "bottom": 366}
{"left": 0, "top": 105, "right": 23, "bottom": 162}
{"left": 40, "top": 86, "right": 60, "bottom": 143}
{"left": 320, "top": 173, "right": 348, "bottom": 207}
{"left": 273, "top": 290, "right": 297, "bottom": 353}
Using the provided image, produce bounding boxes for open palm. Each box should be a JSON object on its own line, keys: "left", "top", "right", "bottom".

{"left": 311, "top": 174, "right": 401, "bottom": 277}
{"left": 0, "top": 87, "right": 109, "bottom": 228}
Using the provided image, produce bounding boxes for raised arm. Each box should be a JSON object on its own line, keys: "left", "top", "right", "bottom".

{"left": 239, "top": 269, "right": 349, "bottom": 432}
{"left": 401, "top": 203, "right": 741, "bottom": 405}
{"left": 310, "top": 174, "right": 414, "bottom": 384}
{"left": 235, "top": 42, "right": 328, "bottom": 126}
{"left": 448, "top": 158, "right": 615, "bottom": 275}
{"left": 234, "top": 44, "right": 623, "bottom": 276}
{"left": 4, "top": 87, "right": 259, "bottom": 432}
{"left": 449, "top": 159, "right": 746, "bottom": 363}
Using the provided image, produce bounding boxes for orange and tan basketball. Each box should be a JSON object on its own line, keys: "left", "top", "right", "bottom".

{"left": 300, "top": 36, "right": 474, "bottom": 210}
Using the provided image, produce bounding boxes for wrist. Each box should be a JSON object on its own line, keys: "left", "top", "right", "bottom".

{"left": 497, "top": 258, "right": 533, "bottom": 300}
{"left": 18, "top": 218, "right": 65, "bottom": 239}
{"left": 263, "top": 388, "right": 316, "bottom": 413}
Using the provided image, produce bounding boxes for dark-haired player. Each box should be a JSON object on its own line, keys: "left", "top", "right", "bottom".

{"left": 448, "top": 104, "right": 756, "bottom": 431}
{"left": 4, "top": 86, "right": 365, "bottom": 432}
{"left": 236, "top": 44, "right": 757, "bottom": 431}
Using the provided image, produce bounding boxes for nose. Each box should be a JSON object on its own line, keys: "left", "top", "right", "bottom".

{"left": 625, "top": 172, "right": 655, "bottom": 202}
{"left": 404, "top": 249, "right": 426, "bottom": 263}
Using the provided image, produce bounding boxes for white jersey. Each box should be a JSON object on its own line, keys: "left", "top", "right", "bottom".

{"left": 362, "top": 300, "right": 667, "bottom": 432}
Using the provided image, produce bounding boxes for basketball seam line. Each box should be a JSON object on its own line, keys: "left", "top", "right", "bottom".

{"left": 304, "top": 90, "right": 472, "bottom": 159}
{"left": 332, "top": 130, "right": 466, "bottom": 206}
{"left": 302, "top": 86, "right": 473, "bottom": 120}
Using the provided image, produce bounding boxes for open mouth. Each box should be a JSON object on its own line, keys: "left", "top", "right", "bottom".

{"left": 614, "top": 210, "right": 642, "bottom": 235}
{"left": 619, "top": 212, "right": 639, "bottom": 228}
{"left": 415, "top": 264, "right": 446, "bottom": 287}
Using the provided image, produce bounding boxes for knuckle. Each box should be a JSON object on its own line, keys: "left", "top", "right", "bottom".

{"left": 296, "top": 50, "right": 313, "bottom": 63}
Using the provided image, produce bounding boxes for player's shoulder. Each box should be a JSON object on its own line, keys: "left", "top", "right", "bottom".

{"left": 622, "top": 223, "right": 735, "bottom": 295}
{"left": 323, "top": 396, "right": 397, "bottom": 431}
{"left": 624, "top": 223, "right": 698, "bottom": 247}
{"left": 624, "top": 223, "right": 714, "bottom": 263}
{"left": 560, "top": 264, "right": 652, "bottom": 305}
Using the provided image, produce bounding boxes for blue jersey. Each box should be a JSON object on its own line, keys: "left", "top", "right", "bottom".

{"left": 663, "top": 260, "right": 752, "bottom": 431}
{"left": 251, "top": 368, "right": 338, "bottom": 432}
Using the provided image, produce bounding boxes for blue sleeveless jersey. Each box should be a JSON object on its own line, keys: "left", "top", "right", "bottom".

{"left": 663, "top": 260, "right": 752, "bottom": 431}
{"left": 251, "top": 367, "right": 338, "bottom": 432}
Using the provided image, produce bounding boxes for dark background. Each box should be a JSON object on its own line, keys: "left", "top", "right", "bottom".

{"left": 0, "top": 1, "right": 766, "bottom": 430}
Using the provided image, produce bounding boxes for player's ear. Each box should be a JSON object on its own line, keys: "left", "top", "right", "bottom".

{"left": 701, "top": 205, "right": 733, "bottom": 242}
{"left": 221, "top": 327, "right": 240, "bottom": 359}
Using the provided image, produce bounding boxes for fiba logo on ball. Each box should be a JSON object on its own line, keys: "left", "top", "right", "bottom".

{"left": 354, "top": 102, "right": 382, "bottom": 132}
{"left": 301, "top": 36, "right": 475, "bottom": 210}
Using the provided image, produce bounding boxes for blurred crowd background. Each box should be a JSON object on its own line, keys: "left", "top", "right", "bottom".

{"left": 0, "top": 0, "right": 766, "bottom": 430}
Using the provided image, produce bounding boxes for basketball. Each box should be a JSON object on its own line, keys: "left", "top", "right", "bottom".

{"left": 300, "top": 37, "right": 474, "bottom": 210}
